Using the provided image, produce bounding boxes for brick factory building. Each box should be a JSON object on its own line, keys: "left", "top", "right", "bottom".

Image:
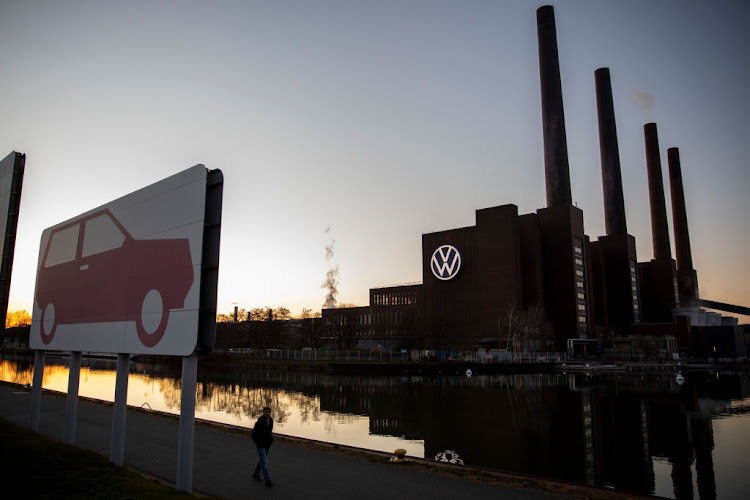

{"left": 321, "top": 6, "right": 748, "bottom": 357}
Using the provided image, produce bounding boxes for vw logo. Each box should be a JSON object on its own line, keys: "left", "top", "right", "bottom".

{"left": 431, "top": 245, "right": 461, "bottom": 280}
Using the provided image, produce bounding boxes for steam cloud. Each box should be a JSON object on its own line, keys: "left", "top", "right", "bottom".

{"left": 632, "top": 90, "right": 654, "bottom": 112}
{"left": 322, "top": 226, "right": 339, "bottom": 309}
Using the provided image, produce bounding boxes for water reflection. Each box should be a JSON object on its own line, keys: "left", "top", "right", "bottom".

{"left": 1, "top": 352, "right": 749, "bottom": 499}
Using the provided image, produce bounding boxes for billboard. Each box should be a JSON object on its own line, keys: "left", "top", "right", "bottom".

{"left": 0, "top": 151, "right": 25, "bottom": 329}
{"left": 30, "top": 165, "right": 221, "bottom": 356}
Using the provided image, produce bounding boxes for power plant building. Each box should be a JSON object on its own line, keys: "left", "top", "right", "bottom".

{"left": 416, "top": 5, "right": 597, "bottom": 352}
{"left": 320, "top": 5, "right": 748, "bottom": 357}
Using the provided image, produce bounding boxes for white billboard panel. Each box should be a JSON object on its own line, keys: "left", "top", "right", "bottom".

{"left": 30, "top": 165, "right": 210, "bottom": 356}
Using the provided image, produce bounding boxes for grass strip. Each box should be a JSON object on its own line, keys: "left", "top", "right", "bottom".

{"left": 0, "top": 417, "right": 201, "bottom": 499}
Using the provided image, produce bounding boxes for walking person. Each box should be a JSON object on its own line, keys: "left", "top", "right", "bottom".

{"left": 252, "top": 406, "right": 274, "bottom": 487}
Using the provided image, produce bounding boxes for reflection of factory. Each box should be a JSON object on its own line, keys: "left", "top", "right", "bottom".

{"left": 323, "top": 5, "right": 749, "bottom": 356}
{"left": 306, "top": 369, "right": 748, "bottom": 497}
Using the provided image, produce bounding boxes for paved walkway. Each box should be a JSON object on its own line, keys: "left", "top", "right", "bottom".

{"left": 1, "top": 383, "right": 581, "bottom": 499}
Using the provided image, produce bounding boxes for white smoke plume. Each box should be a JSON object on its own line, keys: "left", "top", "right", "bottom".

{"left": 632, "top": 90, "right": 654, "bottom": 112}
{"left": 322, "top": 226, "right": 339, "bottom": 309}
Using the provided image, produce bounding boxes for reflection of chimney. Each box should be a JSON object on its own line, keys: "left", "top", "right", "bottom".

{"left": 595, "top": 68, "right": 627, "bottom": 236}
{"left": 668, "top": 147, "right": 699, "bottom": 298}
{"left": 537, "top": 5, "right": 572, "bottom": 208}
{"left": 644, "top": 123, "right": 672, "bottom": 260}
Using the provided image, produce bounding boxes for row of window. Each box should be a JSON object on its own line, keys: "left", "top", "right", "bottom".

{"left": 372, "top": 292, "right": 417, "bottom": 306}
{"left": 330, "top": 311, "right": 414, "bottom": 327}
{"left": 353, "top": 329, "right": 411, "bottom": 337}
{"left": 574, "top": 239, "right": 587, "bottom": 326}
{"left": 630, "top": 260, "right": 640, "bottom": 322}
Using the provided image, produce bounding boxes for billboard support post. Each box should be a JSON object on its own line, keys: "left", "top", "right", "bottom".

{"left": 29, "top": 350, "right": 45, "bottom": 431}
{"left": 110, "top": 353, "right": 130, "bottom": 466}
{"left": 63, "top": 351, "right": 82, "bottom": 444}
{"left": 177, "top": 351, "right": 198, "bottom": 492}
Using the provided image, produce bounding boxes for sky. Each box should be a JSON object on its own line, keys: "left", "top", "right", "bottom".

{"left": 1, "top": 0, "right": 748, "bottom": 323}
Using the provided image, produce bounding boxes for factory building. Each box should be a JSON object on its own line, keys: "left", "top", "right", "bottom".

{"left": 322, "top": 5, "right": 748, "bottom": 356}
{"left": 322, "top": 284, "right": 422, "bottom": 350}
{"left": 419, "top": 5, "right": 595, "bottom": 351}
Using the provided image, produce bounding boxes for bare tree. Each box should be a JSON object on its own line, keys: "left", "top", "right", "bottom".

{"left": 324, "top": 306, "right": 361, "bottom": 349}
{"left": 498, "top": 304, "right": 550, "bottom": 353}
{"left": 216, "top": 308, "right": 247, "bottom": 323}
{"left": 497, "top": 304, "right": 523, "bottom": 352}
{"left": 248, "top": 308, "right": 267, "bottom": 321}
{"left": 5, "top": 310, "right": 31, "bottom": 328}
{"left": 271, "top": 307, "right": 291, "bottom": 321}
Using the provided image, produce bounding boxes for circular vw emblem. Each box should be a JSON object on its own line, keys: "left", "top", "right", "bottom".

{"left": 431, "top": 245, "right": 461, "bottom": 280}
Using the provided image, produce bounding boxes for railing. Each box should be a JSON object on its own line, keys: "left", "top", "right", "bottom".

{"left": 213, "top": 348, "right": 566, "bottom": 364}
{"left": 215, "top": 348, "right": 404, "bottom": 362}
{"left": 481, "top": 351, "right": 567, "bottom": 363}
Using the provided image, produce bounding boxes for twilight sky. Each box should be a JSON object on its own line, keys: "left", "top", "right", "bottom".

{"left": 1, "top": 0, "right": 748, "bottom": 322}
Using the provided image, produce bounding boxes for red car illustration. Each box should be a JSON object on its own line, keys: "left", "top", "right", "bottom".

{"left": 35, "top": 209, "right": 194, "bottom": 347}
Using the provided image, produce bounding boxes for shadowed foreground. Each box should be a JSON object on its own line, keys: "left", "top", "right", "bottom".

{"left": 0, "top": 382, "right": 647, "bottom": 499}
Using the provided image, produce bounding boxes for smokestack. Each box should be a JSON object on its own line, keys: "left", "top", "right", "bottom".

{"left": 667, "top": 148, "right": 693, "bottom": 271}
{"left": 595, "top": 68, "right": 627, "bottom": 235}
{"left": 537, "top": 5, "right": 572, "bottom": 208}
{"left": 644, "top": 123, "right": 672, "bottom": 260}
{"left": 667, "top": 147, "right": 699, "bottom": 298}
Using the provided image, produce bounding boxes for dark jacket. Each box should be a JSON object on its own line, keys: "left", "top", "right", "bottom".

{"left": 252, "top": 416, "right": 274, "bottom": 448}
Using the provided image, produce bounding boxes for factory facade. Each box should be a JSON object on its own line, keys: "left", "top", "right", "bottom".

{"left": 323, "top": 6, "right": 747, "bottom": 357}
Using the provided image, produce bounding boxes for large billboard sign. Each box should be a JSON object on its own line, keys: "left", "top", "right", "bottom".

{"left": 0, "top": 151, "right": 25, "bottom": 328}
{"left": 30, "top": 165, "right": 221, "bottom": 356}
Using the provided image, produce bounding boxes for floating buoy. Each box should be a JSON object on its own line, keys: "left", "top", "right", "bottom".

{"left": 466, "top": 369, "right": 472, "bottom": 377}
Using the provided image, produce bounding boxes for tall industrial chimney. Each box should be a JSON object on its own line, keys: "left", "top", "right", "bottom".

{"left": 667, "top": 147, "right": 699, "bottom": 298}
{"left": 595, "top": 68, "right": 627, "bottom": 236}
{"left": 667, "top": 148, "right": 692, "bottom": 271}
{"left": 537, "top": 5, "right": 572, "bottom": 208}
{"left": 643, "top": 123, "right": 672, "bottom": 261}
{"left": 588, "top": 68, "right": 639, "bottom": 332}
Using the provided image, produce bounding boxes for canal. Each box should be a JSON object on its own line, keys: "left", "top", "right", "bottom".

{"left": 1, "top": 352, "right": 749, "bottom": 499}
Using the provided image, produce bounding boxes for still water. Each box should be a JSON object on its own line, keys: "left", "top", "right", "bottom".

{"left": 2, "top": 353, "right": 749, "bottom": 500}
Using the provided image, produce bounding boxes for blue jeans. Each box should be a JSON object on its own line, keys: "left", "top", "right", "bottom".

{"left": 253, "top": 447, "right": 271, "bottom": 482}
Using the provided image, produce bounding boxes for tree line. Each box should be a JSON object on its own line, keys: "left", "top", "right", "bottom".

{"left": 215, "top": 307, "right": 322, "bottom": 323}
{"left": 5, "top": 310, "right": 31, "bottom": 329}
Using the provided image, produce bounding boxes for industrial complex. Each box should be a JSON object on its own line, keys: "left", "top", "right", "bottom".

{"left": 322, "top": 5, "right": 749, "bottom": 360}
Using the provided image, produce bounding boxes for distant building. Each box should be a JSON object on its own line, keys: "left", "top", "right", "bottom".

{"left": 322, "top": 284, "right": 422, "bottom": 350}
